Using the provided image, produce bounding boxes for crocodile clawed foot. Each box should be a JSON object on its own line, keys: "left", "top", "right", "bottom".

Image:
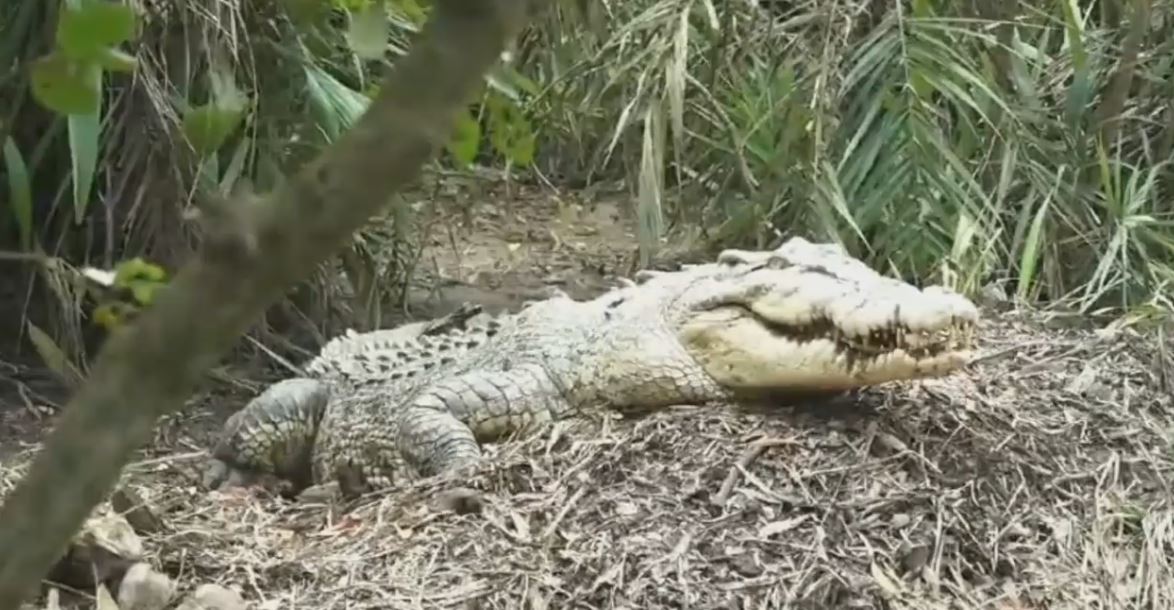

{"left": 296, "top": 482, "right": 342, "bottom": 504}
{"left": 202, "top": 458, "right": 267, "bottom": 492}
{"left": 430, "top": 487, "right": 485, "bottom": 515}
{"left": 203, "top": 459, "right": 299, "bottom": 500}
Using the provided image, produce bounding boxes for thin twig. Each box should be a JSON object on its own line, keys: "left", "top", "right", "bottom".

{"left": 713, "top": 437, "right": 796, "bottom": 506}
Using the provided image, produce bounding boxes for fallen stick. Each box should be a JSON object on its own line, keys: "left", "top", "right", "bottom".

{"left": 713, "top": 437, "right": 795, "bottom": 507}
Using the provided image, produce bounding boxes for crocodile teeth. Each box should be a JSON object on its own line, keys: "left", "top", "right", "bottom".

{"left": 832, "top": 319, "right": 974, "bottom": 356}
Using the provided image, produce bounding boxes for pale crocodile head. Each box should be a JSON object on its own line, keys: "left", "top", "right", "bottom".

{"left": 638, "top": 237, "right": 979, "bottom": 394}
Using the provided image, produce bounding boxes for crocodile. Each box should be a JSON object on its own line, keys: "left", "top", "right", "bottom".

{"left": 203, "top": 237, "right": 979, "bottom": 496}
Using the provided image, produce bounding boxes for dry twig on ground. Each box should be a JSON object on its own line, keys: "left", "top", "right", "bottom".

{"left": 5, "top": 310, "right": 1169, "bottom": 608}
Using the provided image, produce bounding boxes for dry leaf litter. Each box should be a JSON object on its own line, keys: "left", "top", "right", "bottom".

{"left": 3, "top": 309, "right": 1173, "bottom": 609}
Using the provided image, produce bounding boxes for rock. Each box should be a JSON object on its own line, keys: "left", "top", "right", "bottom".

{"left": 117, "top": 563, "right": 176, "bottom": 610}
{"left": 47, "top": 509, "right": 143, "bottom": 591}
{"left": 175, "top": 584, "right": 247, "bottom": 610}
{"left": 110, "top": 487, "right": 165, "bottom": 535}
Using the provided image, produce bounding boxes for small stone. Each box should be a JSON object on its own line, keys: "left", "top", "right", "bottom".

{"left": 175, "top": 584, "right": 246, "bottom": 610}
{"left": 81, "top": 511, "right": 144, "bottom": 560}
{"left": 889, "top": 513, "right": 911, "bottom": 528}
{"left": 110, "top": 487, "right": 164, "bottom": 535}
{"left": 48, "top": 510, "right": 143, "bottom": 591}
{"left": 728, "top": 552, "right": 763, "bottom": 577}
{"left": 117, "top": 563, "right": 176, "bottom": 610}
{"left": 899, "top": 543, "right": 931, "bottom": 573}
{"left": 979, "top": 283, "right": 1008, "bottom": 308}
{"left": 615, "top": 501, "right": 638, "bottom": 517}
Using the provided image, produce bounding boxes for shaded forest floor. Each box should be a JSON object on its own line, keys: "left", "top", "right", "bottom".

{"left": 3, "top": 176, "right": 1174, "bottom": 609}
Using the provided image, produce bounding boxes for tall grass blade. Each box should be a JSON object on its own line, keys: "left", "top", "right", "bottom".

{"left": 2, "top": 136, "right": 34, "bottom": 250}
{"left": 68, "top": 110, "right": 101, "bottom": 224}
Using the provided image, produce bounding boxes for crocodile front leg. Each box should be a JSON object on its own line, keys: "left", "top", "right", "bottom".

{"left": 311, "top": 363, "right": 574, "bottom": 495}
{"left": 398, "top": 363, "right": 571, "bottom": 477}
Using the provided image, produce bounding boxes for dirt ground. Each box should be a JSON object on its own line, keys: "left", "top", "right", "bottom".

{"left": 3, "top": 178, "right": 1174, "bottom": 609}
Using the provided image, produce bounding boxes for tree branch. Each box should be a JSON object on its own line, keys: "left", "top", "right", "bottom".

{"left": 0, "top": 1, "right": 540, "bottom": 606}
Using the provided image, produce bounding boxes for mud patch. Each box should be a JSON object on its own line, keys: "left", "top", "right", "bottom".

{"left": 401, "top": 178, "right": 646, "bottom": 317}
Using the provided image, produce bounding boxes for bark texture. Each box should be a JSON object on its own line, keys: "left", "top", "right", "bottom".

{"left": 0, "top": 1, "right": 540, "bottom": 606}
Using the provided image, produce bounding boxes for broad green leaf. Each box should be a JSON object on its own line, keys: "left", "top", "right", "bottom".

{"left": 30, "top": 52, "right": 103, "bottom": 115}
{"left": 26, "top": 321, "right": 85, "bottom": 389}
{"left": 509, "top": 131, "right": 536, "bottom": 166}
{"left": 909, "top": 67, "right": 932, "bottom": 101}
{"left": 391, "top": 0, "right": 430, "bottom": 26}
{"left": 2, "top": 137, "right": 34, "bottom": 250}
{"left": 1017, "top": 189, "right": 1053, "bottom": 300}
{"left": 347, "top": 2, "right": 388, "bottom": 60}
{"left": 128, "top": 280, "right": 164, "bottom": 306}
{"left": 93, "top": 302, "right": 137, "bottom": 330}
{"left": 303, "top": 64, "right": 370, "bottom": 140}
{"left": 911, "top": 0, "right": 935, "bottom": 18}
{"left": 68, "top": 109, "right": 102, "bottom": 223}
{"left": 93, "top": 47, "right": 138, "bottom": 72}
{"left": 113, "top": 257, "right": 168, "bottom": 283}
{"left": 446, "top": 110, "right": 481, "bottom": 166}
{"left": 486, "top": 92, "right": 536, "bottom": 166}
{"left": 57, "top": 0, "right": 138, "bottom": 60}
{"left": 182, "top": 100, "right": 246, "bottom": 157}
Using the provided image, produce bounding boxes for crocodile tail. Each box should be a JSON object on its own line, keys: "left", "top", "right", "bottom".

{"left": 204, "top": 378, "right": 331, "bottom": 492}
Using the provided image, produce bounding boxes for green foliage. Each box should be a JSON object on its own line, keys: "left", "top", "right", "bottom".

{"left": 22, "top": 0, "right": 135, "bottom": 226}
{"left": 346, "top": 1, "right": 390, "bottom": 60}
{"left": 25, "top": 320, "right": 85, "bottom": 388}
{"left": 67, "top": 110, "right": 101, "bottom": 223}
{"left": 485, "top": 89, "right": 536, "bottom": 167}
{"left": 2, "top": 137, "right": 33, "bottom": 250}
{"left": 447, "top": 110, "right": 482, "bottom": 167}
{"left": 31, "top": 0, "right": 137, "bottom": 116}
{"left": 4, "top": 0, "right": 1172, "bottom": 359}
{"left": 507, "top": 0, "right": 1174, "bottom": 313}
{"left": 29, "top": 53, "right": 103, "bottom": 116}
{"left": 90, "top": 257, "right": 169, "bottom": 330}
{"left": 55, "top": 0, "right": 137, "bottom": 65}
{"left": 181, "top": 67, "right": 248, "bottom": 158}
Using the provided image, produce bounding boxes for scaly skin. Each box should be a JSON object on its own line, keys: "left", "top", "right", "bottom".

{"left": 204, "top": 237, "right": 980, "bottom": 495}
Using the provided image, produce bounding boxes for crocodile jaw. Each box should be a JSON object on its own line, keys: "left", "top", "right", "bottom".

{"left": 679, "top": 305, "right": 974, "bottom": 393}
{"left": 674, "top": 237, "right": 979, "bottom": 393}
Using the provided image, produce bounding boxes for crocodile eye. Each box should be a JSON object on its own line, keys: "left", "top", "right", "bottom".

{"left": 634, "top": 270, "right": 665, "bottom": 284}
{"left": 765, "top": 254, "right": 795, "bottom": 269}
{"left": 716, "top": 249, "right": 755, "bottom": 266}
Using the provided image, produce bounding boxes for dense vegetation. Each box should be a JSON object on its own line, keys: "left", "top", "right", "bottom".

{"left": 2, "top": 0, "right": 1172, "bottom": 363}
